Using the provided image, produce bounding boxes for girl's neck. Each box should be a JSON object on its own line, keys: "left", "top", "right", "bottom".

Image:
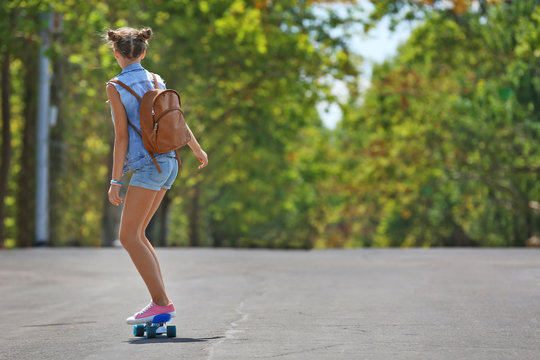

{"left": 119, "top": 59, "right": 140, "bottom": 69}
{"left": 115, "top": 49, "right": 146, "bottom": 69}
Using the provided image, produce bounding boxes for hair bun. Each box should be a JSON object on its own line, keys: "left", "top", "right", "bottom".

{"left": 107, "top": 29, "right": 121, "bottom": 42}
{"left": 138, "top": 28, "right": 153, "bottom": 41}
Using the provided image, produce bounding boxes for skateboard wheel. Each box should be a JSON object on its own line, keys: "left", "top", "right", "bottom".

{"left": 167, "top": 325, "right": 176, "bottom": 338}
{"left": 133, "top": 324, "right": 145, "bottom": 337}
{"left": 146, "top": 326, "right": 157, "bottom": 338}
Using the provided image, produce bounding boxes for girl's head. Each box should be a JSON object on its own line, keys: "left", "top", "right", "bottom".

{"left": 106, "top": 27, "right": 152, "bottom": 61}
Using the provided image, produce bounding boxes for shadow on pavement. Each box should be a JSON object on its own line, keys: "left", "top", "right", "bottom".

{"left": 126, "top": 336, "right": 223, "bottom": 344}
{"left": 22, "top": 321, "right": 98, "bottom": 327}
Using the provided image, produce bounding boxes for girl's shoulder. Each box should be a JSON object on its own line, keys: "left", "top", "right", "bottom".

{"left": 105, "top": 68, "right": 166, "bottom": 89}
{"left": 150, "top": 71, "right": 166, "bottom": 87}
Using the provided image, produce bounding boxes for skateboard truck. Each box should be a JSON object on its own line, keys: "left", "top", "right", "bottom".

{"left": 133, "top": 313, "right": 176, "bottom": 338}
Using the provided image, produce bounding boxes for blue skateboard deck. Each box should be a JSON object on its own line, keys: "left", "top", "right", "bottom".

{"left": 132, "top": 313, "right": 176, "bottom": 338}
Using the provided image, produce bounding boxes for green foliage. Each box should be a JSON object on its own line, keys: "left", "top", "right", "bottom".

{"left": 2, "top": 0, "right": 538, "bottom": 248}
{"left": 331, "top": 0, "right": 540, "bottom": 247}
{"left": 1, "top": 0, "right": 359, "bottom": 248}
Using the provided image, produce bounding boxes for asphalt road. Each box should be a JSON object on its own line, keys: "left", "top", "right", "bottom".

{"left": 0, "top": 248, "right": 539, "bottom": 360}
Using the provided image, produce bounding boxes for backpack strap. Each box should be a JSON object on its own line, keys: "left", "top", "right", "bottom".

{"left": 108, "top": 77, "right": 165, "bottom": 174}
{"left": 108, "top": 79, "right": 142, "bottom": 101}
{"left": 126, "top": 119, "right": 142, "bottom": 137}
{"left": 107, "top": 80, "right": 142, "bottom": 137}
{"left": 151, "top": 73, "right": 159, "bottom": 89}
{"left": 174, "top": 149, "right": 183, "bottom": 169}
{"left": 149, "top": 153, "right": 163, "bottom": 173}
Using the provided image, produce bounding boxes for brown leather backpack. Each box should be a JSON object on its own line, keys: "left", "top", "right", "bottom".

{"left": 110, "top": 73, "right": 191, "bottom": 173}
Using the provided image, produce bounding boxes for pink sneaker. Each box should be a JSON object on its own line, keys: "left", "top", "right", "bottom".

{"left": 126, "top": 301, "right": 176, "bottom": 324}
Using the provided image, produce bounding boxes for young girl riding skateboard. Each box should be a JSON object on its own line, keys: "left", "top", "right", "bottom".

{"left": 105, "top": 26, "right": 208, "bottom": 324}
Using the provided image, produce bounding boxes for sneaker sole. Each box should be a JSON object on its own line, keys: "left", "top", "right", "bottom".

{"left": 126, "top": 311, "right": 176, "bottom": 325}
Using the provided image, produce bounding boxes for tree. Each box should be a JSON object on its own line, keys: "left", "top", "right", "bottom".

{"left": 1, "top": 0, "right": 360, "bottom": 248}
{"left": 330, "top": 0, "right": 540, "bottom": 246}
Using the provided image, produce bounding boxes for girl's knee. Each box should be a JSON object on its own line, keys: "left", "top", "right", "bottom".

{"left": 118, "top": 226, "right": 142, "bottom": 246}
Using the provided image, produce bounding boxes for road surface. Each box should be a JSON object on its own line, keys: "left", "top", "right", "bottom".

{"left": 0, "top": 248, "right": 539, "bottom": 359}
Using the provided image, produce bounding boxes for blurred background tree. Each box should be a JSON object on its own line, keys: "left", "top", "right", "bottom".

{"left": 331, "top": 0, "right": 540, "bottom": 247}
{"left": 1, "top": 0, "right": 538, "bottom": 248}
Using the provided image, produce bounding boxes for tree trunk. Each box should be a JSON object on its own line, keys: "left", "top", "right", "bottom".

{"left": 0, "top": 50, "right": 12, "bottom": 248}
{"left": 211, "top": 218, "right": 223, "bottom": 247}
{"left": 48, "top": 28, "right": 67, "bottom": 247}
{"left": 16, "top": 39, "right": 38, "bottom": 247}
{"left": 160, "top": 194, "right": 171, "bottom": 246}
{"left": 523, "top": 206, "right": 533, "bottom": 247}
{"left": 147, "top": 192, "right": 171, "bottom": 247}
{"left": 188, "top": 183, "right": 201, "bottom": 247}
{"left": 101, "top": 138, "right": 122, "bottom": 246}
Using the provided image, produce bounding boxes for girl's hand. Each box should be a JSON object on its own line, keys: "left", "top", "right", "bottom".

{"left": 193, "top": 148, "right": 208, "bottom": 169}
{"left": 108, "top": 185, "right": 124, "bottom": 206}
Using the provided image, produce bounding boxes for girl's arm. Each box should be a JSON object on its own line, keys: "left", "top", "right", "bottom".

{"left": 186, "top": 124, "right": 208, "bottom": 169}
{"left": 106, "top": 83, "right": 129, "bottom": 205}
{"left": 186, "top": 124, "right": 201, "bottom": 152}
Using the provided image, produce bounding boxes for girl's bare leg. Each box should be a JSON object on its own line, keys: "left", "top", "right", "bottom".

{"left": 119, "top": 185, "right": 170, "bottom": 306}
{"left": 140, "top": 188, "right": 168, "bottom": 294}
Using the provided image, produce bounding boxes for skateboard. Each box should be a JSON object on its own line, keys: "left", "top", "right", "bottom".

{"left": 132, "top": 313, "right": 176, "bottom": 338}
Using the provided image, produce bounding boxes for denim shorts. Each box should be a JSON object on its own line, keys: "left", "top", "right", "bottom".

{"left": 129, "top": 155, "right": 178, "bottom": 191}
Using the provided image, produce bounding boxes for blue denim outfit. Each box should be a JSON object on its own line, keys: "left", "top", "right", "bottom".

{"left": 130, "top": 155, "right": 178, "bottom": 190}
{"left": 107, "top": 62, "right": 178, "bottom": 190}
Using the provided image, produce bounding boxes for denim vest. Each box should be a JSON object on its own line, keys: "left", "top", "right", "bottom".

{"left": 107, "top": 62, "right": 175, "bottom": 175}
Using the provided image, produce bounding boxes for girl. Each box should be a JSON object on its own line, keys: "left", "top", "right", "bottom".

{"left": 105, "top": 27, "right": 208, "bottom": 324}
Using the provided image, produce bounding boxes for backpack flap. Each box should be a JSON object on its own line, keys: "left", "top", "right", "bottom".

{"left": 139, "top": 89, "right": 161, "bottom": 153}
{"left": 140, "top": 89, "right": 191, "bottom": 154}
